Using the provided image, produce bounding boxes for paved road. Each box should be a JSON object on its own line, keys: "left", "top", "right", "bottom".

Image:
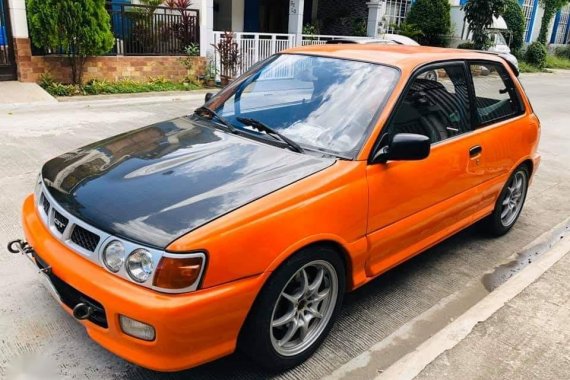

{"left": 0, "top": 72, "right": 569, "bottom": 380}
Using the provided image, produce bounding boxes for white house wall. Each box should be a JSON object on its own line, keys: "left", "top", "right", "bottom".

{"left": 7, "top": 0, "right": 28, "bottom": 38}
{"left": 450, "top": 5, "right": 466, "bottom": 42}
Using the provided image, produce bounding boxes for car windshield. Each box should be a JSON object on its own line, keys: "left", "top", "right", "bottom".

{"left": 208, "top": 54, "right": 399, "bottom": 158}
{"left": 490, "top": 31, "right": 508, "bottom": 46}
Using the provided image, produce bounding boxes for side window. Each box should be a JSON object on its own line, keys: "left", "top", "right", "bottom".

{"left": 387, "top": 64, "right": 472, "bottom": 144}
{"left": 470, "top": 62, "right": 523, "bottom": 125}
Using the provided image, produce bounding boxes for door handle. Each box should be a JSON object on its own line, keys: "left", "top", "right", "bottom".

{"left": 469, "top": 145, "right": 482, "bottom": 157}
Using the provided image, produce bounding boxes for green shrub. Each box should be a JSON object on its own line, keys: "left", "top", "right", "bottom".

{"left": 502, "top": 0, "right": 525, "bottom": 54}
{"left": 554, "top": 45, "right": 570, "bottom": 59}
{"left": 81, "top": 79, "right": 200, "bottom": 96}
{"left": 406, "top": 0, "right": 451, "bottom": 47}
{"left": 184, "top": 43, "right": 200, "bottom": 57}
{"left": 457, "top": 42, "right": 475, "bottom": 50}
{"left": 392, "top": 22, "right": 423, "bottom": 41}
{"left": 352, "top": 18, "right": 367, "bottom": 37}
{"left": 27, "top": 0, "right": 115, "bottom": 84}
{"left": 525, "top": 41, "right": 547, "bottom": 69}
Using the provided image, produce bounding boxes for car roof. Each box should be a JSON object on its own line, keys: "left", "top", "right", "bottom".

{"left": 284, "top": 44, "right": 505, "bottom": 72}
{"left": 326, "top": 38, "right": 397, "bottom": 45}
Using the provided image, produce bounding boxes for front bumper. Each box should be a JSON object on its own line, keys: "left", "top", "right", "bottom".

{"left": 21, "top": 195, "right": 267, "bottom": 372}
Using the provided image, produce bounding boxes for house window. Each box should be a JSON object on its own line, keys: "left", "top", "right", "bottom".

{"left": 521, "top": 0, "right": 537, "bottom": 41}
{"left": 383, "top": 0, "right": 413, "bottom": 33}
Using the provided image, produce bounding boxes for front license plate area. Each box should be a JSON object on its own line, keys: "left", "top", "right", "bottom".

{"left": 38, "top": 271, "right": 62, "bottom": 303}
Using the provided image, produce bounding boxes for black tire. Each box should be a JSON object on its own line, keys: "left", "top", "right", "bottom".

{"left": 481, "top": 165, "right": 529, "bottom": 236}
{"left": 238, "top": 246, "right": 345, "bottom": 372}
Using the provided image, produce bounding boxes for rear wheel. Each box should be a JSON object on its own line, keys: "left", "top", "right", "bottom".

{"left": 239, "top": 247, "right": 345, "bottom": 371}
{"left": 481, "top": 165, "right": 529, "bottom": 236}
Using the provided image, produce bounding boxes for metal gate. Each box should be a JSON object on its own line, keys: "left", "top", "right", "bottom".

{"left": 0, "top": 0, "right": 17, "bottom": 81}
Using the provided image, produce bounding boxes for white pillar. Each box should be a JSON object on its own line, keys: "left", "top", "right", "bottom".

{"left": 288, "top": 0, "right": 304, "bottom": 46}
{"left": 7, "top": 0, "right": 29, "bottom": 38}
{"left": 366, "top": 0, "right": 385, "bottom": 38}
{"left": 231, "top": 0, "right": 245, "bottom": 32}
{"left": 200, "top": 0, "right": 214, "bottom": 57}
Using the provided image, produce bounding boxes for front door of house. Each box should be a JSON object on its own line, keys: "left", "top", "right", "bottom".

{"left": 0, "top": 0, "right": 17, "bottom": 81}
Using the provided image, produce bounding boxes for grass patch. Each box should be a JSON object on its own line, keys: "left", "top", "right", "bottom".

{"left": 39, "top": 75, "right": 201, "bottom": 97}
{"left": 518, "top": 54, "right": 570, "bottom": 73}
{"left": 545, "top": 54, "right": 570, "bottom": 69}
{"left": 518, "top": 61, "right": 545, "bottom": 73}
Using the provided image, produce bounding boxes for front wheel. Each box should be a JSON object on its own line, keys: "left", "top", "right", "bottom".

{"left": 239, "top": 247, "right": 345, "bottom": 371}
{"left": 481, "top": 165, "right": 529, "bottom": 236}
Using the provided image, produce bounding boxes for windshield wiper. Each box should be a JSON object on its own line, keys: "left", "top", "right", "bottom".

{"left": 236, "top": 117, "right": 304, "bottom": 154}
{"left": 194, "top": 106, "right": 238, "bottom": 134}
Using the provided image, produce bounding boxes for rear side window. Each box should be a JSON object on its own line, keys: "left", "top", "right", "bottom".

{"left": 386, "top": 63, "right": 471, "bottom": 144}
{"left": 469, "top": 62, "right": 524, "bottom": 126}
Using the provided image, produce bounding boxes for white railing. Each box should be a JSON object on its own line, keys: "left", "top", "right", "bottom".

{"left": 301, "top": 34, "right": 370, "bottom": 46}
{"left": 213, "top": 31, "right": 371, "bottom": 76}
{"left": 213, "top": 32, "right": 296, "bottom": 77}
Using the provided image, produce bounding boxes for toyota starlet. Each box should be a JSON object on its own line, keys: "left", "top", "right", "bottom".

{"left": 10, "top": 44, "right": 540, "bottom": 372}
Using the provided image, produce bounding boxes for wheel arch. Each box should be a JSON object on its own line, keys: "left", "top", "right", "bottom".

{"left": 236, "top": 238, "right": 353, "bottom": 349}
{"left": 519, "top": 158, "right": 534, "bottom": 176}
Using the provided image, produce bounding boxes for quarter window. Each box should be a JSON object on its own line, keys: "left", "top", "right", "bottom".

{"left": 387, "top": 64, "right": 472, "bottom": 144}
{"left": 469, "top": 62, "right": 523, "bottom": 125}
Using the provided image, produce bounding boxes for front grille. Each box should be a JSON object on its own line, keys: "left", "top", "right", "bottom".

{"left": 71, "top": 226, "right": 101, "bottom": 252}
{"left": 34, "top": 252, "right": 108, "bottom": 328}
{"left": 41, "top": 193, "right": 50, "bottom": 215}
{"left": 53, "top": 210, "right": 69, "bottom": 234}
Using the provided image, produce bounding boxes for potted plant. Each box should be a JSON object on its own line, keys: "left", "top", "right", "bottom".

{"left": 179, "top": 43, "right": 201, "bottom": 86}
{"left": 203, "top": 54, "right": 218, "bottom": 87}
{"left": 212, "top": 31, "right": 240, "bottom": 86}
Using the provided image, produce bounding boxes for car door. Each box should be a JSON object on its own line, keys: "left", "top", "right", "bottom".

{"left": 365, "top": 62, "right": 486, "bottom": 277}
{"left": 466, "top": 60, "right": 529, "bottom": 218}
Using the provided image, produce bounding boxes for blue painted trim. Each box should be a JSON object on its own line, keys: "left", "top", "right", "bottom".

{"left": 565, "top": 13, "right": 570, "bottom": 43}
{"left": 460, "top": 0, "right": 468, "bottom": 5}
{"left": 526, "top": 0, "right": 539, "bottom": 42}
{"left": 550, "top": 10, "right": 561, "bottom": 43}
{"left": 0, "top": 0, "right": 6, "bottom": 46}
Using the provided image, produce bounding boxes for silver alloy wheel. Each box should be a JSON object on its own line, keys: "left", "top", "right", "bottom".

{"left": 500, "top": 171, "right": 527, "bottom": 227}
{"left": 270, "top": 260, "right": 338, "bottom": 356}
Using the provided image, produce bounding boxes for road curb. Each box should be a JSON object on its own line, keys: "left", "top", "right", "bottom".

{"left": 325, "top": 218, "right": 570, "bottom": 380}
{"left": 377, "top": 220, "right": 570, "bottom": 380}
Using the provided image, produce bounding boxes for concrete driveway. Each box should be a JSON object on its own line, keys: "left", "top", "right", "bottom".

{"left": 0, "top": 72, "right": 569, "bottom": 380}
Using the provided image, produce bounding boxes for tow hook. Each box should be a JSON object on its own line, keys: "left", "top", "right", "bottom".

{"left": 7, "top": 239, "right": 51, "bottom": 274}
{"left": 8, "top": 239, "right": 33, "bottom": 255}
{"left": 73, "top": 303, "right": 94, "bottom": 320}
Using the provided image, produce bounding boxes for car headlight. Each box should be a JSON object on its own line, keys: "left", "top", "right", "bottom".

{"left": 126, "top": 249, "right": 154, "bottom": 283}
{"left": 102, "top": 240, "right": 125, "bottom": 273}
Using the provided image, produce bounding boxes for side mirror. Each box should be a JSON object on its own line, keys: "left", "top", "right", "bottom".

{"left": 372, "top": 133, "right": 430, "bottom": 164}
{"left": 204, "top": 92, "right": 214, "bottom": 103}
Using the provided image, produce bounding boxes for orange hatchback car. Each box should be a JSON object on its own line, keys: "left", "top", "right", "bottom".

{"left": 11, "top": 45, "right": 540, "bottom": 372}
